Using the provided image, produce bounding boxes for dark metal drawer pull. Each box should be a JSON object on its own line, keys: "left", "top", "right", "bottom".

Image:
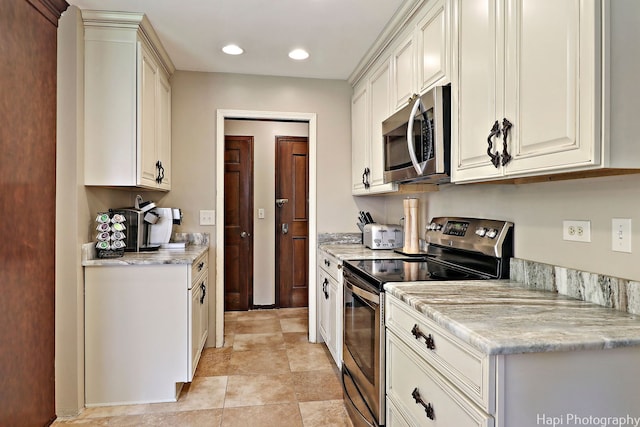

{"left": 412, "top": 388, "right": 435, "bottom": 420}
{"left": 197, "top": 261, "right": 205, "bottom": 271}
{"left": 411, "top": 324, "right": 435, "bottom": 350}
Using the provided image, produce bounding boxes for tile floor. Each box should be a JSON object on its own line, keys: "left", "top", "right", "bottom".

{"left": 54, "top": 308, "right": 353, "bottom": 426}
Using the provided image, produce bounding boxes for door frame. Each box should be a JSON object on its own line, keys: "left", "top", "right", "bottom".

{"left": 215, "top": 109, "right": 318, "bottom": 346}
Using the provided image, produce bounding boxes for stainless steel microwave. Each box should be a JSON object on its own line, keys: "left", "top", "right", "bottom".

{"left": 382, "top": 85, "right": 450, "bottom": 184}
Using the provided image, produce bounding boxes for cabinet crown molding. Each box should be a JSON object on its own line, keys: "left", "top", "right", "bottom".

{"left": 81, "top": 10, "right": 175, "bottom": 76}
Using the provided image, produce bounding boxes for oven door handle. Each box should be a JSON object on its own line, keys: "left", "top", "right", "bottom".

{"left": 345, "top": 278, "right": 379, "bottom": 305}
{"left": 407, "top": 97, "right": 427, "bottom": 175}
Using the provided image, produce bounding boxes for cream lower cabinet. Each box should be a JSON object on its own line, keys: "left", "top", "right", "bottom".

{"left": 317, "top": 249, "right": 343, "bottom": 367}
{"left": 386, "top": 293, "right": 640, "bottom": 426}
{"left": 452, "top": 0, "right": 640, "bottom": 183}
{"left": 83, "top": 11, "right": 174, "bottom": 190}
{"left": 84, "top": 252, "right": 209, "bottom": 406}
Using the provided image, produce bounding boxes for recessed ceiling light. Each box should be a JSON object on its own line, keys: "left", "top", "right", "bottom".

{"left": 288, "top": 49, "right": 309, "bottom": 60}
{"left": 222, "top": 44, "right": 244, "bottom": 55}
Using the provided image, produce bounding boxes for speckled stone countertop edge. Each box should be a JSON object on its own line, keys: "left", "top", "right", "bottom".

{"left": 318, "top": 243, "right": 411, "bottom": 261}
{"left": 385, "top": 280, "right": 640, "bottom": 356}
{"left": 82, "top": 243, "right": 209, "bottom": 266}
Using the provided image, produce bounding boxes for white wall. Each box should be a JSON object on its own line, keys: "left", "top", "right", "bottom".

{"left": 225, "top": 120, "right": 309, "bottom": 306}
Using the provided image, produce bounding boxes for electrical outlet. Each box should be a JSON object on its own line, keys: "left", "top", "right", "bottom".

{"left": 562, "top": 220, "right": 591, "bottom": 242}
{"left": 199, "top": 210, "right": 215, "bottom": 226}
{"left": 612, "top": 218, "right": 632, "bottom": 253}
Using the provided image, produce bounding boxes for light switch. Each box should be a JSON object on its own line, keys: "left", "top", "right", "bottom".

{"left": 258, "top": 208, "right": 265, "bottom": 219}
{"left": 612, "top": 218, "right": 632, "bottom": 253}
{"left": 199, "top": 210, "right": 215, "bottom": 226}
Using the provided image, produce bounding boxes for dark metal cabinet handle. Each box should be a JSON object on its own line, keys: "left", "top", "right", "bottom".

{"left": 501, "top": 118, "right": 513, "bottom": 166}
{"left": 411, "top": 324, "right": 436, "bottom": 350}
{"left": 200, "top": 282, "right": 206, "bottom": 304}
{"left": 197, "top": 262, "right": 205, "bottom": 272}
{"left": 155, "top": 160, "right": 165, "bottom": 184}
{"left": 362, "top": 167, "right": 371, "bottom": 189}
{"left": 324, "top": 259, "right": 330, "bottom": 267}
{"left": 323, "top": 278, "right": 329, "bottom": 299}
{"left": 412, "top": 388, "right": 435, "bottom": 420}
{"left": 487, "top": 120, "right": 501, "bottom": 168}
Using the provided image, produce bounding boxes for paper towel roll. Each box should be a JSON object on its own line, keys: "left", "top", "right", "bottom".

{"left": 403, "top": 198, "right": 419, "bottom": 253}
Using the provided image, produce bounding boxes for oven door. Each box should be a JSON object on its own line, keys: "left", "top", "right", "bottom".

{"left": 342, "top": 270, "right": 384, "bottom": 426}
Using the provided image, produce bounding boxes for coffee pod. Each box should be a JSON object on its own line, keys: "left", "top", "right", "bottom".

{"left": 110, "top": 240, "right": 126, "bottom": 250}
{"left": 96, "top": 213, "right": 110, "bottom": 224}
{"left": 111, "top": 214, "right": 126, "bottom": 223}
{"left": 96, "top": 241, "right": 110, "bottom": 250}
{"left": 111, "top": 231, "right": 126, "bottom": 241}
{"left": 97, "top": 232, "right": 111, "bottom": 241}
{"left": 111, "top": 223, "right": 126, "bottom": 232}
{"left": 96, "top": 223, "right": 110, "bottom": 232}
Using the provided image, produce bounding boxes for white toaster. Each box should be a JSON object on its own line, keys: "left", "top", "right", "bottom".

{"left": 363, "top": 224, "right": 404, "bottom": 250}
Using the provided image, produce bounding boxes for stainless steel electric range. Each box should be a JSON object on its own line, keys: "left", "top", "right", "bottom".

{"left": 341, "top": 217, "right": 514, "bottom": 427}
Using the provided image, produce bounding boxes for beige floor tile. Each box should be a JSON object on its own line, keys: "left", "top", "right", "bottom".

{"left": 292, "top": 369, "right": 343, "bottom": 402}
{"left": 221, "top": 403, "right": 303, "bottom": 427}
{"left": 180, "top": 376, "right": 228, "bottom": 410}
{"left": 235, "top": 309, "right": 279, "bottom": 321}
{"left": 286, "top": 344, "right": 334, "bottom": 372}
{"left": 298, "top": 400, "right": 353, "bottom": 427}
{"left": 234, "top": 318, "right": 282, "bottom": 334}
{"left": 232, "top": 332, "right": 285, "bottom": 351}
{"left": 224, "top": 374, "right": 296, "bottom": 407}
{"left": 229, "top": 349, "right": 291, "bottom": 375}
{"left": 196, "top": 347, "right": 233, "bottom": 377}
{"left": 278, "top": 307, "right": 309, "bottom": 319}
{"left": 140, "top": 409, "right": 223, "bottom": 426}
{"left": 77, "top": 403, "right": 148, "bottom": 419}
{"left": 280, "top": 317, "right": 308, "bottom": 333}
{"left": 283, "top": 332, "right": 310, "bottom": 347}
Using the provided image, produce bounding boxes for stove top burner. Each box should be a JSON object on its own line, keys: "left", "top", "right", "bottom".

{"left": 343, "top": 257, "right": 484, "bottom": 290}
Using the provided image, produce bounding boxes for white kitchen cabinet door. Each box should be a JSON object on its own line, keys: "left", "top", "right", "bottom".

{"left": 139, "top": 43, "right": 160, "bottom": 188}
{"left": 451, "top": 0, "right": 504, "bottom": 182}
{"left": 502, "top": 0, "right": 598, "bottom": 175}
{"left": 317, "top": 269, "right": 334, "bottom": 356}
{"left": 157, "top": 70, "right": 172, "bottom": 190}
{"left": 368, "top": 59, "right": 397, "bottom": 193}
{"left": 392, "top": 32, "right": 417, "bottom": 112}
{"left": 416, "top": 0, "right": 450, "bottom": 94}
{"left": 189, "top": 274, "right": 208, "bottom": 381}
{"left": 452, "top": 0, "right": 599, "bottom": 183}
{"left": 351, "top": 81, "right": 370, "bottom": 194}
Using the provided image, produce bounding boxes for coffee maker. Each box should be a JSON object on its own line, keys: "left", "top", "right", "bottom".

{"left": 147, "top": 208, "right": 183, "bottom": 247}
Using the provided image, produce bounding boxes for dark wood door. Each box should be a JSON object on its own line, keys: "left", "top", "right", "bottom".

{"left": 224, "top": 136, "right": 254, "bottom": 311}
{"left": 0, "top": 0, "right": 68, "bottom": 425}
{"left": 275, "top": 136, "right": 309, "bottom": 308}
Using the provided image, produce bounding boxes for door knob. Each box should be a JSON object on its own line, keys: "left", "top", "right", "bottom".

{"left": 281, "top": 223, "right": 289, "bottom": 235}
{"left": 240, "top": 231, "right": 250, "bottom": 238}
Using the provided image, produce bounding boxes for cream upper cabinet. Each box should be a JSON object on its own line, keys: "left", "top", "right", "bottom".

{"left": 392, "top": 32, "right": 416, "bottom": 112}
{"left": 391, "top": 0, "right": 451, "bottom": 113}
{"left": 351, "top": 81, "right": 369, "bottom": 194}
{"left": 351, "top": 59, "right": 398, "bottom": 195}
{"left": 417, "top": 0, "right": 450, "bottom": 94}
{"left": 83, "top": 11, "right": 175, "bottom": 190}
{"left": 452, "top": 0, "right": 640, "bottom": 183}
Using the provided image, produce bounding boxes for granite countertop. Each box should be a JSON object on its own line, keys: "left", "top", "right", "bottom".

{"left": 319, "top": 243, "right": 412, "bottom": 261}
{"left": 385, "top": 280, "right": 640, "bottom": 356}
{"left": 82, "top": 244, "right": 209, "bottom": 266}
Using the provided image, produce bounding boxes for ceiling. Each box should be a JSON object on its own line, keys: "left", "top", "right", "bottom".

{"left": 66, "top": 0, "right": 407, "bottom": 80}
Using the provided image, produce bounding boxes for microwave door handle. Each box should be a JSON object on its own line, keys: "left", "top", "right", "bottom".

{"left": 407, "top": 97, "right": 427, "bottom": 175}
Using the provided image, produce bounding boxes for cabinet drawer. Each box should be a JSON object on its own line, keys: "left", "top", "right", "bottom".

{"left": 191, "top": 252, "right": 208, "bottom": 285}
{"left": 317, "top": 250, "right": 342, "bottom": 281}
{"left": 386, "top": 293, "right": 493, "bottom": 412}
{"left": 386, "top": 332, "right": 493, "bottom": 427}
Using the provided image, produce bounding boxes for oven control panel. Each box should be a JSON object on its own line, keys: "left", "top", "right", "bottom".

{"left": 426, "top": 217, "right": 513, "bottom": 258}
